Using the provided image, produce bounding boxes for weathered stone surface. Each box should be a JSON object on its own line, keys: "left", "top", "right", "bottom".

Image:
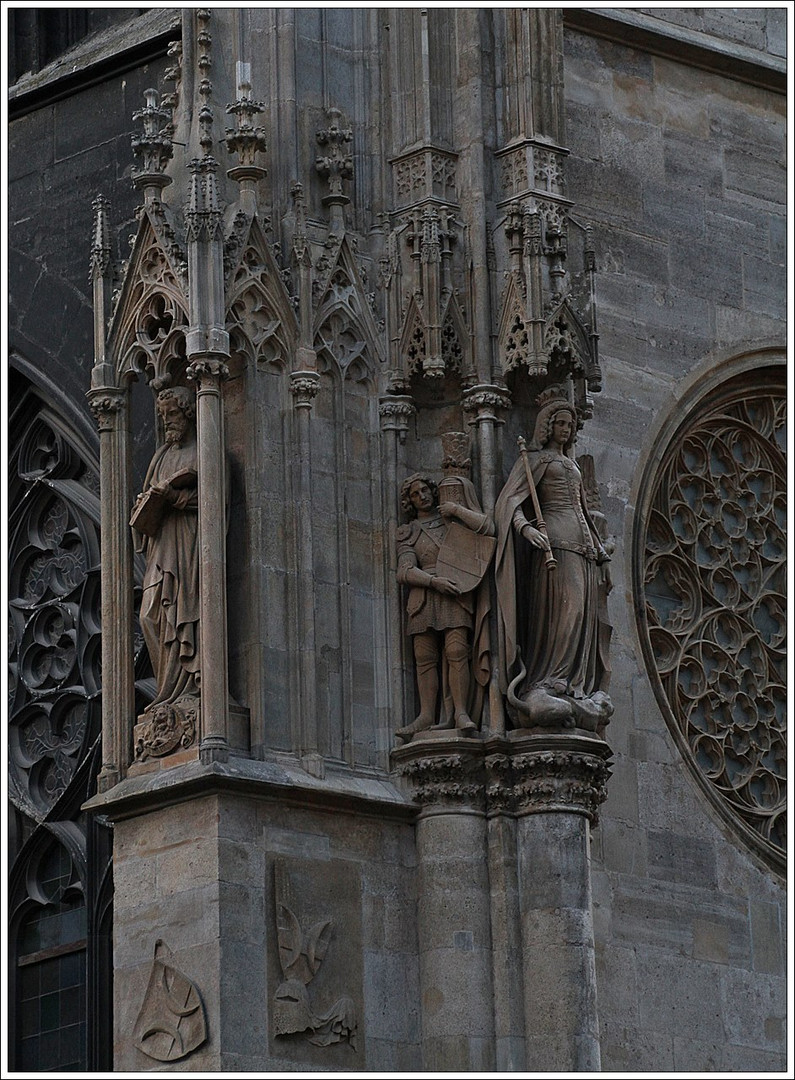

{"left": 8, "top": 5, "right": 786, "bottom": 1075}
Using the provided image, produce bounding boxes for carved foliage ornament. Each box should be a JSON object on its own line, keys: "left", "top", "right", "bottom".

{"left": 639, "top": 373, "right": 786, "bottom": 868}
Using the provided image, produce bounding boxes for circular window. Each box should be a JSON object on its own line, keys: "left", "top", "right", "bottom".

{"left": 635, "top": 362, "right": 785, "bottom": 873}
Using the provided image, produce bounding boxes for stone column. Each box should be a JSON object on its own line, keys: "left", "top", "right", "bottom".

{"left": 393, "top": 738, "right": 495, "bottom": 1072}
{"left": 87, "top": 387, "right": 135, "bottom": 791}
{"left": 289, "top": 369, "right": 322, "bottom": 776}
{"left": 510, "top": 733, "right": 612, "bottom": 1072}
{"left": 186, "top": 353, "right": 231, "bottom": 759}
{"left": 379, "top": 395, "right": 415, "bottom": 730}
{"left": 483, "top": 751, "right": 526, "bottom": 1071}
{"left": 463, "top": 384, "right": 511, "bottom": 736}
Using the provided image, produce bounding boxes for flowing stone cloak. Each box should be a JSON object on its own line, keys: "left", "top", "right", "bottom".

{"left": 495, "top": 449, "right": 609, "bottom": 709}
{"left": 134, "top": 439, "right": 200, "bottom": 707}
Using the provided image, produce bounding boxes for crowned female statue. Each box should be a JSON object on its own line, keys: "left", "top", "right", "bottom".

{"left": 494, "top": 387, "right": 613, "bottom": 733}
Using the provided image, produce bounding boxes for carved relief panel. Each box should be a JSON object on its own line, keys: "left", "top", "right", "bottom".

{"left": 267, "top": 857, "right": 362, "bottom": 1067}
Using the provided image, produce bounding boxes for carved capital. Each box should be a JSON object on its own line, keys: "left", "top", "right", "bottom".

{"left": 186, "top": 357, "right": 230, "bottom": 383}
{"left": 462, "top": 383, "right": 512, "bottom": 423}
{"left": 484, "top": 734, "right": 612, "bottom": 823}
{"left": 87, "top": 389, "right": 125, "bottom": 431}
{"left": 392, "top": 740, "right": 486, "bottom": 813}
{"left": 378, "top": 395, "right": 415, "bottom": 434}
{"left": 289, "top": 370, "right": 321, "bottom": 408}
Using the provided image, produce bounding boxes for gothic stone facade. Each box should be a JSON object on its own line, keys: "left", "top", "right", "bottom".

{"left": 8, "top": 8, "right": 786, "bottom": 1073}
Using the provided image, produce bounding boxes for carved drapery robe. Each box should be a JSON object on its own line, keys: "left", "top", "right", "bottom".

{"left": 134, "top": 439, "right": 200, "bottom": 708}
{"left": 495, "top": 450, "right": 610, "bottom": 714}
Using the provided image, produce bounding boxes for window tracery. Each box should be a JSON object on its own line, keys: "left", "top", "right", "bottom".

{"left": 638, "top": 369, "right": 786, "bottom": 869}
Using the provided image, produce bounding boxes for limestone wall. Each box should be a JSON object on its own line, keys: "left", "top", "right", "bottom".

{"left": 563, "top": 26, "right": 786, "bottom": 1071}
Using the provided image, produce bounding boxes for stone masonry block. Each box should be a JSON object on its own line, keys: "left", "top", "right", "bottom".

{"left": 156, "top": 838, "right": 220, "bottom": 896}
{"left": 636, "top": 949, "right": 724, "bottom": 1041}
{"left": 663, "top": 130, "right": 724, "bottom": 197}
{"left": 419, "top": 947, "right": 495, "bottom": 1038}
{"left": 595, "top": 943, "right": 639, "bottom": 1025}
{"left": 647, "top": 829, "right": 717, "bottom": 889}
{"left": 766, "top": 9, "right": 787, "bottom": 57}
{"left": 720, "top": 1042, "right": 785, "bottom": 1072}
{"left": 113, "top": 888, "right": 220, "bottom": 969}
{"left": 672, "top": 1036, "right": 723, "bottom": 1071}
{"left": 743, "top": 252, "right": 787, "bottom": 318}
{"left": 725, "top": 147, "right": 787, "bottom": 207}
{"left": 601, "top": 755, "right": 639, "bottom": 825}
{"left": 692, "top": 918, "right": 730, "bottom": 964}
{"left": 720, "top": 968, "right": 786, "bottom": 1050}
{"left": 750, "top": 899, "right": 783, "bottom": 974}
{"left": 600, "top": 818, "right": 648, "bottom": 877}
{"left": 363, "top": 949, "right": 421, "bottom": 1043}
{"left": 217, "top": 880, "right": 266, "bottom": 944}
{"left": 669, "top": 235, "right": 743, "bottom": 305}
{"left": 600, "top": 1021, "right": 675, "bottom": 1073}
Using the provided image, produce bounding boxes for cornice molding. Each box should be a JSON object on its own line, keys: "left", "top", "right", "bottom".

{"left": 563, "top": 8, "right": 786, "bottom": 94}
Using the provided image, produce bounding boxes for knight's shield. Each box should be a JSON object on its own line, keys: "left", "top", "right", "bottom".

{"left": 436, "top": 522, "right": 496, "bottom": 592}
{"left": 132, "top": 939, "right": 208, "bottom": 1062}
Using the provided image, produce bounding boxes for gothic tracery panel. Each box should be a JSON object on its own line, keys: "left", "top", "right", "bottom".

{"left": 638, "top": 368, "right": 786, "bottom": 870}
{"left": 9, "top": 412, "right": 102, "bottom": 821}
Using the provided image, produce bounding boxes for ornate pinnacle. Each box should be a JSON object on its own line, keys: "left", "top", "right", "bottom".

{"left": 90, "top": 195, "right": 112, "bottom": 280}
{"left": 290, "top": 181, "right": 311, "bottom": 266}
{"left": 225, "top": 62, "right": 267, "bottom": 174}
{"left": 196, "top": 9, "right": 214, "bottom": 157}
{"left": 315, "top": 107, "right": 353, "bottom": 206}
{"left": 131, "top": 88, "right": 173, "bottom": 197}
{"left": 185, "top": 157, "right": 223, "bottom": 243}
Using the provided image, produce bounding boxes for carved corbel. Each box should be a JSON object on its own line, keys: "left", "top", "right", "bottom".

{"left": 289, "top": 370, "right": 321, "bottom": 410}
{"left": 87, "top": 389, "right": 125, "bottom": 432}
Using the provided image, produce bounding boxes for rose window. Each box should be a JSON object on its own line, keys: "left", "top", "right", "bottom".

{"left": 638, "top": 368, "right": 785, "bottom": 871}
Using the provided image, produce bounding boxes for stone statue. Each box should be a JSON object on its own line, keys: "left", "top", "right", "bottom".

{"left": 396, "top": 470, "right": 494, "bottom": 743}
{"left": 494, "top": 387, "right": 613, "bottom": 732}
{"left": 131, "top": 386, "right": 200, "bottom": 726}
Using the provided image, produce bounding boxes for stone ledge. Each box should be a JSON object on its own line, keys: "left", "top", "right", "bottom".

{"left": 9, "top": 9, "right": 181, "bottom": 117}
{"left": 82, "top": 753, "right": 416, "bottom": 824}
{"left": 563, "top": 8, "right": 786, "bottom": 93}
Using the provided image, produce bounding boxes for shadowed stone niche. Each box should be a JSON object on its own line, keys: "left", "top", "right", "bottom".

{"left": 635, "top": 361, "right": 786, "bottom": 875}
{"left": 268, "top": 857, "right": 362, "bottom": 1068}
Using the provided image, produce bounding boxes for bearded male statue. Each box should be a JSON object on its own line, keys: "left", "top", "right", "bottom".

{"left": 131, "top": 386, "right": 200, "bottom": 717}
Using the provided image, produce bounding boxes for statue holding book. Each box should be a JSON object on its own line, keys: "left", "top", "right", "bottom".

{"left": 131, "top": 386, "right": 200, "bottom": 740}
